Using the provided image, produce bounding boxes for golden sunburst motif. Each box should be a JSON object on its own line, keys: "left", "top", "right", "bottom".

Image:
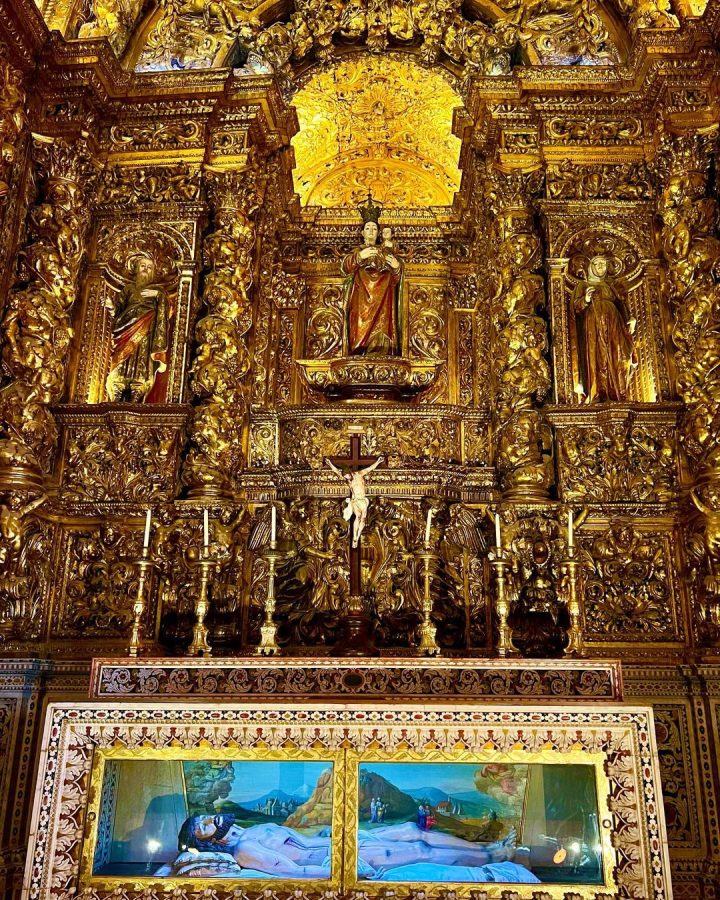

{"left": 291, "top": 55, "right": 463, "bottom": 209}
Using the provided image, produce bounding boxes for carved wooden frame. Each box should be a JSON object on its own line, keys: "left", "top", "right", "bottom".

{"left": 24, "top": 701, "right": 670, "bottom": 900}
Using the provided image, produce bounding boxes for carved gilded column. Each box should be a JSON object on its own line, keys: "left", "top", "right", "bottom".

{"left": 0, "top": 53, "right": 27, "bottom": 220}
{"left": 658, "top": 132, "right": 720, "bottom": 629}
{"left": 485, "top": 170, "right": 553, "bottom": 500}
{"left": 0, "top": 134, "right": 95, "bottom": 490}
{"left": 182, "top": 165, "right": 264, "bottom": 498}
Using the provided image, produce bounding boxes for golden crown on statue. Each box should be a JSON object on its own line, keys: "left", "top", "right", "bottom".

{"left": 359, "top": 191, "right": 383, "bottom": 225}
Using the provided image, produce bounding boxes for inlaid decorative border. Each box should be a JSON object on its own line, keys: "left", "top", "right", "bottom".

{"left": 89, "top": 657, "right": 623, "bottom": 702}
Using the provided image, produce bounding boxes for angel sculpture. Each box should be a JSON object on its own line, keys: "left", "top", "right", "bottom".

{"left": 325, "top": 456, "right": 384, "bottom": 549}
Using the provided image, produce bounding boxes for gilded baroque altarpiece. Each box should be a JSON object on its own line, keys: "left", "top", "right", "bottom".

{"left": 0, "top": 0, "right": 720, "bottom": 896}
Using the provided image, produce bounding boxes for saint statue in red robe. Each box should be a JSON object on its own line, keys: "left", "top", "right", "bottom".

{"left": 105, "top": 254, "right": 171, "bottom": 403}
{"left": 342, "top": 219, "right": 403, "bottom": 355}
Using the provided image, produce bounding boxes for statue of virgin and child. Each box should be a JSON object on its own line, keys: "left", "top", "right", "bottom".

{"left": 342, "top": 196, "right": 404, "bottom": 357}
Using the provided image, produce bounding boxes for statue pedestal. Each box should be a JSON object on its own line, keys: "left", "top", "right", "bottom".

{"left": 296, "top": 355, "right": 442, "bottom": 400}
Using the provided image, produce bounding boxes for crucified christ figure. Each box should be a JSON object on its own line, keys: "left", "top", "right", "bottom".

{"left": 326, "top": 455, "right": 384, "bottom": 549}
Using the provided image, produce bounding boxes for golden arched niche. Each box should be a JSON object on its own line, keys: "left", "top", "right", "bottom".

{"left": 291, "top": 54, "right": 463, "bottom": 209}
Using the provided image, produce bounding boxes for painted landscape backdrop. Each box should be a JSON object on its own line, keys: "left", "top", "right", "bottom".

{"left": 353, "top": 762, "right": 604, "bottom": 885}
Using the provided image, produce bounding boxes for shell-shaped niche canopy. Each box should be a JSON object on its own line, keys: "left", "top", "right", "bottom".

{"left": 291, "top": 55, "right": 463, "bottom": 209}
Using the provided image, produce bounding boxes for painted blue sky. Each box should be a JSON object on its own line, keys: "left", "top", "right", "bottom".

{"left": 195, "top": 761, "right": 329, "bottom": 806}
{"left": 361, "top": 763, "right": 485, "bottom": 796}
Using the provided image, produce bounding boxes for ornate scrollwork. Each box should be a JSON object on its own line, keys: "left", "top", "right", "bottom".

{"left": 97, "top": 163, "right": 202, "bottom": 205}
{"left": 657, "top": 132, "right": 720, "bottom": 626}
{"left": 546, "top": 160, "right": 654, "bottom": 201}
{"left": 579, "top": 522, "right": 678, "bottom": 641}
{"left": 556, "top": 415, "right": 676, "bottom": 503}
{"left": 409, "top": 285, "right": 446, "bottom": 360}
{"left": 57, "top": 407, "right": 190, "bottom": 503}
{"left": 0, "top": 494, "right": 49, "bottom": 642}
{"left": 62, "top": 524, "right": 144, "bottom": 639}
{"left": 251, "top": 0, "right": 619, "bottom": 79}
{"left": 305, "top": 285, "right": 345, "bottom": 359}
{"left": 281, "top": 414, "right": 460, "bottom": 469}
{"left": 0, "top": 54, "right": 26, "bottom": 204}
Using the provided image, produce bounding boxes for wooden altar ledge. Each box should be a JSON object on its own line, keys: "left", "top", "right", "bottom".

{"left": 89, "top": 656, "right": 623, "bottom": 701}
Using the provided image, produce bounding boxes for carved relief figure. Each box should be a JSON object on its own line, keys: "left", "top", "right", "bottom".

{"left": 572, "top": 255, "right": 636, "bottom": 403}
{"left": 105, "top": 253, "right": 172, "bottom": 403}
{"left": 342, "top": 202, "right": 403, "bottom": 356}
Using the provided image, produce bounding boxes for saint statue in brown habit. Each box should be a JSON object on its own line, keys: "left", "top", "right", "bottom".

{"left": 572, "top": 255, "right": 637, "bottom": 403}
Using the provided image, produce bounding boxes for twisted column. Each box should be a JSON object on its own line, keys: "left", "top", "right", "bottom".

{"left": 0, "top": 134, "right": 95, "bottom": 489}
{"left": 182, "top": 166, "right": 264, "bottom": 498}
{"left": 658, "top": 133, "right": 720, "bottom": 625}
{"left": 485, "top": 170, "right": 553, "bottom": 500}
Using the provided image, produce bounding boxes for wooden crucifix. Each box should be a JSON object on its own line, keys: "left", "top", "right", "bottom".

{"left": 325, "top": 426, "right": 384, "bottom": 655}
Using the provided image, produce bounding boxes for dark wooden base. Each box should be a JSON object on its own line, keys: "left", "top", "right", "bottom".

{"left": 331, "top": 613, "right": 380, "bottom": 657}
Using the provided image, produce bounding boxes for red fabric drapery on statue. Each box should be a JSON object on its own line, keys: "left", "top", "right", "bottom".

{"left": 342, "top": 249, "right": 401, "bottom": 355}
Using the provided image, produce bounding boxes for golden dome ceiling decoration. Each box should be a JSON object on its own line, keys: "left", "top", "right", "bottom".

{"left": 290, "top": 54, "right": 463, "bottom": 208}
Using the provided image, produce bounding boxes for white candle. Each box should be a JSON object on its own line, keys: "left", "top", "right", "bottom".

{"left": 424, "top": 508, "right": 434, "bottom": 545}
{"left": 270, "top": 504, "right": 277, "bottom": 543}
{"left": 203, "top": 508, "right": 209, "bottom": 552}
{"left": 143, "top": 508, "right": 152, "bottom": 552}
{"left": 495, "top": 513, "right": 502, "bottom": 549}
{"left": 568, "top": 509, "right": 574, "bottom": 549}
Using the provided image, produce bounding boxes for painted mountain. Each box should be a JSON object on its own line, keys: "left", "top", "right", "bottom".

{"left": 244, "top": 788, "right": 312, "bottom": 809}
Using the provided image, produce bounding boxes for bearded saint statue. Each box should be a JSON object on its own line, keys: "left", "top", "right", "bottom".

{"left": 105, "top": 253, "right": 171, "bottom": 403}
{"left": 341, "top": 198, "right": 403, "bottom": 356}
{"left": 572, "top": 255, "right": 636, "bottom": 403}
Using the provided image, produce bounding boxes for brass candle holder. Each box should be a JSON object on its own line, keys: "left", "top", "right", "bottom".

{"left": 188, "top": 549, "right": 216, "bottom": 657}
{"left": 488, "top": 546, "right": 519, "bottom": 658}
{"left": 257, "top": 541, "right": 282, "bottom": 656}
{"left": 128, "top": 553, "right": 154, "bottom": 658}
{"left": 417, "top": 543, "right": 440, "bottom": 657}
{"left": 561, "top": 543, "right": 585, "bottom": 657}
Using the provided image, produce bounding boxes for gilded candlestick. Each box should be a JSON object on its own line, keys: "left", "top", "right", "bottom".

{"left": 188, "top": 551, "right": 215, "bottom": 657}
{"left": 489, "top": 547, "right": 519, "bottom": 658}
{"left": 416, "top": 544, "right": 440, "bottom": 656}
{"left": 257, "top": 543, "right": 282, "bottom": 656}
{"left": 128, "top": 554, "right": 154, "bottom": 658}
{"left": 561, "top": 544, "right": 585, "bottom": 657}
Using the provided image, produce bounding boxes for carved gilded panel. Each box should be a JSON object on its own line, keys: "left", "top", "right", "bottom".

{"left": 580, "top": 524, "right": 682, "bottom": 643}
{"left": 550, "top": 407, "right": 679, "bottom": 504}
{"left": 50, "top": 526, "right": 149, "bottom": 641}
